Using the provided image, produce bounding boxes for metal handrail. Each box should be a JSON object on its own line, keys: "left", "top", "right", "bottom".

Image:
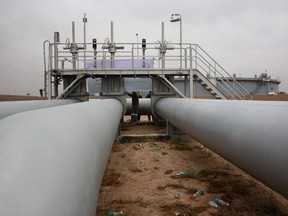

{"left": 190, "top": 48, "right": 243, "bottom": 99}
{"left": 191, "top": 44, "right": 252, "bottom": 99}
{"left": 192, "top": 52, "right": 242, "bottom": 99}
{"left": 46, "top": 41, "right": 252, "bottom": 100}
{"left": 191, "top": 57, "right": 237, "bottom": 100}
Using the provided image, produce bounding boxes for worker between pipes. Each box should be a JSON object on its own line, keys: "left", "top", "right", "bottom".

{"left": 126, "top": 91, "right": 139, "bottom": 122}
{"left": 138, "top": 93, "right": 143, "bottom": 121}
{"left": 146, "top": 91, "right": 152, "bottom": 121}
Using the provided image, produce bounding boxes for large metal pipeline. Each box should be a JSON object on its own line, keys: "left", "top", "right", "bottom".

{"left": 155, "top": 98, "right": 288, "bottom": 198}
{"left": 0, "top": 99, "right": 79, "bottom": 120}
{"left": 0, "top": 99, "right": 123, "bottom": 216}
{"left": 125, "top": 98, "right": 151, "bottom": 115}
{"left": 89, "top": 98, "right": 151, "bottom": 115}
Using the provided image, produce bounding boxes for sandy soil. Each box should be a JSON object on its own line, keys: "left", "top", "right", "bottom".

{"left": 96, "top": 117, "right": 288, "bottom": 216}
{"left": 0, "top": 95, "right": 46, "bottom": 101}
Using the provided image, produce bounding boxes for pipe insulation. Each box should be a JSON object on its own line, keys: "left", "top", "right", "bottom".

{"left": 0, "top": 99, "right": 79, "bottom": 120}
{"left": 155, "top": 98, "right": 288, "bottom": 198}
{"left": 0, "top": 99, "right": 123, "bottom": 216}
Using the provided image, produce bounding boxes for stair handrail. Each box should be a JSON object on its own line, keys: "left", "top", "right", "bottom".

{"left": 191, "top": 44, "right": 252, "bottom": 100}
{"left": 193, "top": 58, "right": 238, "bottom": 100}
{"left": 191, "top": 46, "right": 248, "bottom": 99}
{"left": 193, "top": 70, "right": 229, "bottom": 100}
{"left": 191, "top": 45, "right": 248, "bottom": 99}
{"left": 190, "top": 46, "right": 243, "bottom": 99}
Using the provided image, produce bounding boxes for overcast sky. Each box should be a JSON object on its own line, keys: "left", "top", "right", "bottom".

{"left": 0, "top": 0, "right": 287, "bottom": 96}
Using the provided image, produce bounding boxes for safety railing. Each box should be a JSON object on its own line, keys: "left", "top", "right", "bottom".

{"left": 44, "top": 41, "right": 252, "bottom": 99}
{"left": 189, "top": 44, "right": 252, "bottom": 100}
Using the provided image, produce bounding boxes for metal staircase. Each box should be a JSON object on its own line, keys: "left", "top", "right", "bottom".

{"left": 190, "top": 44, "right": 252, "bottom": 100}
{"left": 193, "top": 70, "right": 227, "bottom": 99}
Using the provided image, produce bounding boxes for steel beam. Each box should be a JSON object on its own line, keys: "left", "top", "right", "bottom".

{"left": 0, "top": 99, "right": 79, "bottom": 120}
{"left": 0, "top": 99, "right": 123, "bottom": 216}
{"left": 155, "top": 98, "right": 288, "bottom": 198}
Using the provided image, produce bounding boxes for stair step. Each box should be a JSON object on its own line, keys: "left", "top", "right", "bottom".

{"left": 193, "top": 70, "right": 228, "bottom": 100}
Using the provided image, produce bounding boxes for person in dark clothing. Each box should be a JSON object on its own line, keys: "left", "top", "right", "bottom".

{"left": 127, "top": 91, "right": 139, "bottom": 122}
{"left": 39, "top": 89, "right": 44, "bottom": 97}
{"left": 137, "top": 93, "right": 143, "bottom": 121}
{"left": 145, "top": 91, "right": 152, "bottom": 121}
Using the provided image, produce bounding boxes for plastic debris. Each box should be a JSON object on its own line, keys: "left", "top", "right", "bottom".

{"left": 193, "top": 189, "right": 204, "bottom": 197}
{"left": 176, "top": 170, "right": 197, "bottom": 178}
{"left": 108, "top": 211, "right": 124, "bottom": 216}
{"left": 214, "top": 198, "right": 229, "bottom": 206}
{"left": 176, "top": 171, "right": 189, "bottom": 176}
{"left": 174, "top": 192, "right": 180, "bottom": 199}
{"left": 208, "top": 200, "right": 219, "bottom": 208}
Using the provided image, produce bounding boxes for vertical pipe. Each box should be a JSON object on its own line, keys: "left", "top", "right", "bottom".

{"left": 93, "top": 38, "right": 97, "bottom": 68}
{"left": 53, "top": 33, "right": 59, "bottom": 98}
{"left": 43, "top": 40, "right": 49, "bottom": 98}
{"left": 83, "top": 14, "right": 87, "bottom": 70}
{"left": 161, "top": 22, "right": 165, "bottom": 69}
{"left": 110, "top": 21, "right": 115, "bottom": 68}
{"left": 142, "top": 46, "right": 146, "bottom": 68}
{"left": 72, "top": 22, "right": 75, "bottom": 44}
{"left": 53, "top": 32, "right": 59, "bottom": 70}
{"left": 136, "top": 33, "right": 139, "bottom": 59}
{"left": 44, "top": 71, "right": 47, "bottom": 98}
{"left": 72, "top": 21, "right": 76, "bottom": 70}
{"left": 110, "top": 21, "right": 114, "bottom": 43}
{"left": 180, "top": 16, "right": 182, "bottom": 69}
{"left": 48, "top": 44, "right": 53, "bottom": 100}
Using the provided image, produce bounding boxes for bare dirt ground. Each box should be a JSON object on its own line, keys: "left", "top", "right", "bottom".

{"left": 0, "top": 95, "right": 46, "bottom": 101}
{"left": 96, "top": 116, "right": 288, "bottom": 216}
